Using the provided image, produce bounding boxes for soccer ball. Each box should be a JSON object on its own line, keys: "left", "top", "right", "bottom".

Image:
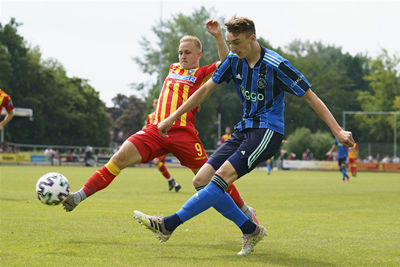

{"left": 36, "top": 172, "right": 70, "bottom": 205}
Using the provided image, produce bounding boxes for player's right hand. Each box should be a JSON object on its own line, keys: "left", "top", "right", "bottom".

{"left": 158, "top": 118, "right": 173, "bottom": 138}
{"left": 337, "top": 130, "right": 355, "bottom": 147}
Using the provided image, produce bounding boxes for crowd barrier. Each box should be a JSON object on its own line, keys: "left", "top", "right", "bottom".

{"left": 1, "top": 153, "right": 400, "bottom": 172}
{"left": 282, "top": 160, "right": 400, "bottom": 172}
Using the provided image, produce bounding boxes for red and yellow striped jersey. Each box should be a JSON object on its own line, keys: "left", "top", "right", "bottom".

{"left": 221, "top": 133, "right": 231, "bottom": 144}
{"left": 348, "top": 143, "right": 358, "bottom": 159}
{"left": 0, "top": 89, "right": 14, "bottom": 113}
{"left": 150, "top": 62, "right": 216, "bottom": 128}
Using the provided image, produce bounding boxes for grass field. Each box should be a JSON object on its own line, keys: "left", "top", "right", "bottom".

{"left": 1, "top": 165, "right": 399, "bottom": 266}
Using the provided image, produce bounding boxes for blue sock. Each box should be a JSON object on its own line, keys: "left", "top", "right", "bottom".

{"left": 341, "top": 166, "right": 347, "bottom": 178}
{"left": 213, "top": 192, "right": 249, "bottom": 228}
{"left": 175, "top": 176, "right": 226, "bottom": 222}
{"left": 240, "top": 219, "right": 257, "bottom": 234}
{"left": 163, "top": 214, "right": 182, "bottom": 232}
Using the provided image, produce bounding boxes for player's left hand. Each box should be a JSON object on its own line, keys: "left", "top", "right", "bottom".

{"left": 206, "top": 20, "right": 221, "bottom": 37}
{"left": 337, "top": 130, "right": 355, "bottom": 147}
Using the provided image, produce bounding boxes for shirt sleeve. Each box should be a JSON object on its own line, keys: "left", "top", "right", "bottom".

{"left": 4, "top": 96, "right": 14, "bottom": 113}
{"left": 334, "top": 139, "right": 339, "bottom": 146}
{"left": 276, "top": 59, "right": 311, "bottom": 97}
{"left": 212, "top": 54, "right": 233, "bottom": 84}
{"left": 200, "top": 63, "right": 217, "bottom": 86}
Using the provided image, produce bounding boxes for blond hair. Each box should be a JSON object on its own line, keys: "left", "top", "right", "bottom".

{"left": 180, "top": 35, "right": 202, "bottom": 51}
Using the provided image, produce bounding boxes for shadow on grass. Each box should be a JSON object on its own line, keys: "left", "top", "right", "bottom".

{"left": 0, "top": 197, "right": 30, "bottom": 202}
{"left": 162, "top": 242, "right": 338, "bottom": 266}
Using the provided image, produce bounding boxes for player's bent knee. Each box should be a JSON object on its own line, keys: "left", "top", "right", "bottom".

{"left": 191, "top": 164, "right": 216, "bottom": 187}
{"left": 215, "top": 162, "right": 238, "bottom": 185}
{"left": 192, "top": 176, "right": 204, "bottom": 187}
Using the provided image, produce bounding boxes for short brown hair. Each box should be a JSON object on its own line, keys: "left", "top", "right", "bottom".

{"left": 180, "top": 35, "right": 202, "bottom": 51}
{"left": 225, "top": 16, "right": 255, "bottom": 36}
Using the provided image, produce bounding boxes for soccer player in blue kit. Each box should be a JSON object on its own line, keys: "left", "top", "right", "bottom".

{"left": 327, "top": 138, "right": 350, "bottom": 182}
{"left": 134, "top": 16, "right": 355, "bottom": 255}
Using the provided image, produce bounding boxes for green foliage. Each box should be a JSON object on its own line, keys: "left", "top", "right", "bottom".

{"left": 283, "top": 41, "right": 368, "bottom": 136}
{"left": 355, "top": 50, "right": 400, "bottom": 142}
{"left": 0, "top": 19, "right": 110, "bottom": 146}
{"left": 284, "top": 127, "right": 332, "bottom": 159}
{"left": 113, "top": 94, "right": 147, "bottom": 141}
{"left": 1, "top": 166, "right": 400, "bottom": 266}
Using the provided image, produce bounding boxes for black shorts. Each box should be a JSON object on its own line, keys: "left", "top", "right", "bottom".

{"left": 207, "top": 128, "right": 283, "bottom": 178}
{"left": 338, "top": 157, "right": 347, "bottom": 166}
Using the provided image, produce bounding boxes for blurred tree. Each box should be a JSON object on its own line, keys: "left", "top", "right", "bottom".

{"left": 283, "top": 127, "right": 332, "bottom": 160}
{"left": 356, "top": 49, "right": 400, "bottom": 142}
{"left": 0, "top": 19, "right": 110, "bottom": 146}
{"left": 113, "top": 94, "right": 147, "bottom": 141}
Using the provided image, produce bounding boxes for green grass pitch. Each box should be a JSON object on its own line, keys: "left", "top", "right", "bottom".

{"left": 1, "top": 165, "right": 399, "bottom": 266}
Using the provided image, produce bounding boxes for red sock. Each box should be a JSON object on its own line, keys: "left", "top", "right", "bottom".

{"left": 157, "top": 162, "right": 171, "bottom": 180}
{"left": 226, "top": 184, "right": 244, "bottom": 209}
{"left": 82, "top": 166, "right": 117, "bottom": 197}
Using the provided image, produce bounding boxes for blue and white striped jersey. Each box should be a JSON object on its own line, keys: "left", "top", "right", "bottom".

{"left": 212, "top": 46, "right": 311, "bottom": 134}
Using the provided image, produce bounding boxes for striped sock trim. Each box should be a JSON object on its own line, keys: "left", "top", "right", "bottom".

{"left": 105, "top": 160, "right": 121, "bottom": 176}
{"left": 211, "top": 174, "right": 228, "bottom": 192}
{"left": 195, "top": 186, "right": 205, "bottom": 191}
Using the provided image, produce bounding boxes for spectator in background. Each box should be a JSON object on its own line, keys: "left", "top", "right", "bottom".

{"left": 66, "top": 149, "right": 73, "bottom": 162}
{"left": 302, "top": 148, "right": 312, "bottom": 160}
{"left": 44, "top": 147, "right": 56, "bottom": 165}
{"left": 0, "top": 89, "right": 15, "bottom": 131}
{"left": 381, "top": 155, "right": 391, "bottom": 163}
{"left": 220, "top": 126, "right": 232, "bottom": 145}
{"left": 72, "top": 149, "right": 80, "bottom": 162}
{"left": 84, "top": 146, "right": 96, "bottom": 167}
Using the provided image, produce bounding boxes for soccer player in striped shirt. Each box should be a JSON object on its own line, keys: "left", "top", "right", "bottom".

{"left": 63, "top": 20, "right": 258, "bottom": 225}
{"left": 0, "top": 89, "right": 15, "bottom": 131}
{"left": 145, "top": 98, "right": 182, "bottom": 192}
{"left": 134, "top": 16, "right": 355, "bottom": 255}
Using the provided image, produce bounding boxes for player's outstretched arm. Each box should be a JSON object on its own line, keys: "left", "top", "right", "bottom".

{"left": 302, "top": 89, "right": 355, "bottom": 147}
{"left": 206, "top": 20, "right": 229, "bottom": 61}
{"left": 158, "top": 79, "right": 218, "bottom": 137}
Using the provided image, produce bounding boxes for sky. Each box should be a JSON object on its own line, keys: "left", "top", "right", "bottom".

{"left": 1, "top": 0, "right": 399, "bottom": 107}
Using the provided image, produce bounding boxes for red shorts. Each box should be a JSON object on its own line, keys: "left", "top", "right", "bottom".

{"left": 348, "top": 158, "right": 357, "bottom": 164}
{"left": 128, "top": 125, "right": 208, "bottom": 169}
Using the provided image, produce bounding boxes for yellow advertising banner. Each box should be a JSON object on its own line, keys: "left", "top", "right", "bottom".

{"left": 0, "top": 153, "right": 31, "bottom": 163}
{"left": 16, "top": 153, "right": 31, "bottom": 162}
{"left": 0, "top": 153, "right": 17, "bottom": 162}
